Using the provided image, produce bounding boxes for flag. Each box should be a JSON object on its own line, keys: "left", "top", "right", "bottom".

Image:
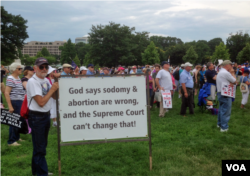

{"left": 71, "top": 61, "right": 77, "bottom": 70}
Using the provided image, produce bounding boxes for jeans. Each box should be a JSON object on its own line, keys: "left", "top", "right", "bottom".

{"left": 146, "top": 89, "right": 152, "bottom": 103}
{"left": 7, "top": 100, "right": 23, "bottom": 144}
{"left": 28, "top": 111, "right": 51, "bottom": 176}
{"left": 217, "top": 93, "right": 232, "bottom": 130}
{"left": 150, "top": 91, "right": 160, "bottom": 108}
{"left": 175, "top": 80, "right": 179, "bottom": 92}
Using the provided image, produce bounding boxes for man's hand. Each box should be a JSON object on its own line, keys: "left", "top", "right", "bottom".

{"left": 53, "top": 73, "right": 61, "bottom": 78}
{"left": 173, "top": 84, "right": 177, "bottom": 89}
{"left": 184, "top": 92, "right": 188, "bottom": 98}
{"left": 153, "top": 88, "right": 157, "bottom": 92}
{"left": 51, "top": 82, "right": 59, "bottom": 92}
{"left": 9, "top": 107, "right": 14, "bottom": 113}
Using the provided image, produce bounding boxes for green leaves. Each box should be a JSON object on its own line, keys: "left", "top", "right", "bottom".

{"left": 236, "top": 43, "right": 250, "bottom": 63}
{"left": 1, "top": 6, "right": 29, "bottom": 65}
{"left": 87, "top": 22, "right": 149, "bottom": 67}
{"left": 73, "top": 55, "right": 81, "bottom": 67}
{"left": 60, "top": 39, "right": 76, "bottom": 64}
{"left": 182, "top": 46, "right": 198, "bottom": 64}
{"left": 41, "top": 47, "right": 51, "bottom": 57}
{"left": 141, "top": 41, "right": 160, "bottom": 65}
{"left": 211, "top": 42, "right": 230, "bottom": 62}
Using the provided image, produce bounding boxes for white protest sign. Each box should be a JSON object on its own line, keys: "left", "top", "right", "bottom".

{"left": 221, "top": 82, "right": 236, "bottom": 98}
{"left": 59, "top": 76, "right": 148, "bottom": 142}
{"left": 161, "top": 90, "right": 172, "bottom": 108}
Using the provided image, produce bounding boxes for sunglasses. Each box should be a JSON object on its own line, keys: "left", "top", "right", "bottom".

{"left": 17, "top": 68, "right": 23, "bottom": 70}
{"left": 90, "top": 66, "right": 94, "bottom": 68}
{"left": 39, "top": 65, "right": 49, "bottom": 70}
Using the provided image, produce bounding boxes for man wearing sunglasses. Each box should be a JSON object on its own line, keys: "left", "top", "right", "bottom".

{"left": 86, "top": 64, "right": 95, "bottom": 75}
{"left": 61, "top": 63, "right": 72, "bottom": 76}
{"left": 26, "top": 57, "right": 59, "bottom": 176}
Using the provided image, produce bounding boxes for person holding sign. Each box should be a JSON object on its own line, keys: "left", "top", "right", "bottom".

{"left": 216, "top": 60, "right": 237, "bottom": 132}
{"left": 240, "top": 69, "right": 250, "bottom": 109}
{"left": 26, "top": 58, "right": 59, "bottom": 176}
{"left": 5, "top": 63, "right": 25, "bottom": 146}
{"left": 179, "top": 62, "right": 194, "bottom": 116}
{"left": 155, "top": 61, "right": 173, "bottom": 117}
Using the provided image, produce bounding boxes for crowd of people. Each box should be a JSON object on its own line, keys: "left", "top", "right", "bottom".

{"left": 0, "top": 58, "right": 249, "bottom": 176}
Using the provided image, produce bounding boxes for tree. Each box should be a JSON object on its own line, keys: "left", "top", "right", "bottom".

{"left": 182, "top": 46, "right": 198, "bottom": 64}
{"left": 36, "top": 51, "right": 43, "bottom": 58}
{"left": 1, "top": 6, "right": 29, "bottom": 65}
{"left": 211, "top": 42, "right": 230, "bottom": 62}
{"left": 59, "top": 38, "right": 76, "bottom": 64}
{"left": 208, "top": 38, "right": 224, "bottom": 53}
{"left": 73, "top": 55, "right": 81, "bottom": 67}
{"left": 141, "top": 41, "right": 160, "bottom": 65}
{"left": 41, "top": 47, "right": 50, "bottom": 56}
{"left": 149, "top": 36, "right": 183, "bottom": 50}
{"left": 87, "top": 22, "right": 151, "bottom": 67}
{"left": 236, "top": 43, "right": 250, "bottom": 63}
{"left": 226, "top": 31, "right": 250, "bottom": 61}
{"left": 75, "top": 42, "right": 91, "bottom": 65}
{"left": 164, "top": 44, "right": 187, "bottom": 65}
{"left": 45, "top": 56, "right": 56, "bottom": 65}
{"left": 195, "top": 40, "right": 211, "bottom": 64}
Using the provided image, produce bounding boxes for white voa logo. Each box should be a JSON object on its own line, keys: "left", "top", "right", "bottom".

{"left": 226, "top": 164, "right": 246, "bottom": 171}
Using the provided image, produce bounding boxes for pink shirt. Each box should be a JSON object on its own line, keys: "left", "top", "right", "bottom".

{"left": 146, "top": 75, "right": 153, "bottom": 89}
{"left": 171, "top": 74, "right": 175, "bottom": 89}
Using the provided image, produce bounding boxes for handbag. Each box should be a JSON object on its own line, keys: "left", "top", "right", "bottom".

{"left": 240, "top": 76, "right": 248, "bottom": 93}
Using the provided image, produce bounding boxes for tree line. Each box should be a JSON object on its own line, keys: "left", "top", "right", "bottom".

{"left": 1, "top": 6, "right": 250, "bottom": 66}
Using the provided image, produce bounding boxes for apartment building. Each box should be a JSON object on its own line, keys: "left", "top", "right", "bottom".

{"left": 75, "top": 36, "right": 89, "bottom": 44}
{"left": 22, "top": 41, "right": 66, "bottom": 56}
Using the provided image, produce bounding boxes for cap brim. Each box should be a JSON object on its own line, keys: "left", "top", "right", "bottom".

{"left": 37, "top": 62, "right": 49, "bottom": 66}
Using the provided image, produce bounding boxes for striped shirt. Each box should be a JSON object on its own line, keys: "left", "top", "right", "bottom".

{"left": 6, "top": 75, "right": 25, "bottom": 100}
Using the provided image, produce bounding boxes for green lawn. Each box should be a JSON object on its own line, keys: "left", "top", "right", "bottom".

{"left": 1, "top": 79, "right": 250, "bottom": 176}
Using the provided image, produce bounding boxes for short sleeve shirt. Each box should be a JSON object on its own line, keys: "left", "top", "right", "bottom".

{"left": 240, "top": 76, "right": 250, "bottom": 88}
{"left": 205, "top": 69, "right": 217, "bottom": 84}
{"left": 216, "top": 68, "right": 236, "bottom": 92}
{"left": 26, "top": 74, "right": 52, "bottom": 112}
{"left": 6, "top": 75, "right": 25, "bottom": 100}
{"left": 146, "top": 75, "right": 153, "bottom": 89}
{"left": 179, "top": 70, "right": 194, "bottom": 88}
{"left": 156, "top": 69, "right": 173, "bottom": 90}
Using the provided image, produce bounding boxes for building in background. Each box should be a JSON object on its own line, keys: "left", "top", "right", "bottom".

{"left": 75, "top": 36, "right": 89, "bottom": 44}
{"left": 22, "top": 41, "right": 66, "bottom": 56}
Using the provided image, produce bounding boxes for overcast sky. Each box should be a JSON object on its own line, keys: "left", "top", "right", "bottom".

{"left": 2, "top": 1, "right": 250, "bottom": 43}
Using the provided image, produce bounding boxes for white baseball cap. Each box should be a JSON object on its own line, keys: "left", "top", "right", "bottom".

{"left": 80, "top": 66, "right": 88, "bottom": 71}
{"left": 48, "top": 66, "right": 56, "bottom": 74}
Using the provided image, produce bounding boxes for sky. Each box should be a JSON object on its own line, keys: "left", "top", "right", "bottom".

{"left": 2, "top": 0, "right": 250, "bottom": 43}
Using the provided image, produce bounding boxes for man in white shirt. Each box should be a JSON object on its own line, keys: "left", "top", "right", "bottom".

{"left": 27, "top": 58, "right": 59, "bottom": 176}
{"left": 155, "top": 61, "right": 174, "bottom": 117}
{"left": 216, "top": 60, "right": 236, "bottom": 132}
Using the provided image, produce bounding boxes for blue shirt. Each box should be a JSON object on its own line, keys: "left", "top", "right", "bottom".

{"left": 60, "top": 71, "right": 71, "bottom": 78}
{"left": 240, "top": 76, "right": 250, "bottom": 88}
{"left": 180, "top": 69, "right": 194, "bottom": 88}
{"left": 86, "top": 70, "right": 95, "bottom": 75}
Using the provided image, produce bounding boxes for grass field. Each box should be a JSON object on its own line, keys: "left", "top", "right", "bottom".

{"left": 1, "top": 78, "right": 250, "bottom": 176}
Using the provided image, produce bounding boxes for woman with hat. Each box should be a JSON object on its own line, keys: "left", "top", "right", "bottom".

{"left": 79, "top": 66, "right": 88, "bottom": 75}
{"left": 194, "top": 65, "right": 202, "bottom": 95}
{"left": 21, "top": 66, "right": 34, "bottom": 90}
{"left": 117, "top": 67, "right": 125, "bottom": 74}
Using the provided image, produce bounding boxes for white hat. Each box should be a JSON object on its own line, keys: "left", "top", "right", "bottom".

{"left": 80, "top": 66, "right": 88, "bottom": 71}
{"left": 48, "top": 66, "right": 56, "bottom": 74}
{"left": 184, "top": 62, "right": 193, "bottom": 67}
{"left": 181, "top": 64, "right": 185, "bottom": 67}
{"left": 62, "top": 63, "right": 72, "bottom": 68}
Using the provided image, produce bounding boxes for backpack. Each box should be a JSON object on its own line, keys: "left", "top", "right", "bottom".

{"left": 173, "top": 70, "right": 180, "bottom": 80}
